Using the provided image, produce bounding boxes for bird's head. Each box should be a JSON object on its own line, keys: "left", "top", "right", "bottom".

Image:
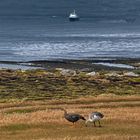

{"left": 85, "top": 118, "right": 92, "bottom": 127}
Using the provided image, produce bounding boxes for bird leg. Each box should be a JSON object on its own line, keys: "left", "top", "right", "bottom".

{"left": 94, "top": 121, "right": 96, "bottom": 127}
{"left": 73, "top": 122, "right": 77, "bottom": 128}
{"left": 98, "top": 120, "right": 101, "bottom": 127}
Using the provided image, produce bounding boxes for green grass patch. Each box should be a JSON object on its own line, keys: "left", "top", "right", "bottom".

{"left": 0, "top": 124, "right": 32, "bottom": 132}
{"left": 4, "top": 108, "right": 45, "bottom": 114}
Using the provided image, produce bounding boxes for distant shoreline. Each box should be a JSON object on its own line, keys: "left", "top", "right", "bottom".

{"left": 0, "top": 57, "right": 140, "bottom": 71}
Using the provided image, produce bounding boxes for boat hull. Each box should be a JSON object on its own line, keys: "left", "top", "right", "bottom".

{"left": 69, "top": 17, "right": 79, "bottom": 21}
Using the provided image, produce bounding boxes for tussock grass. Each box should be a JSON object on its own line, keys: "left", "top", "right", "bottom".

{"left": 0, "top": 69, "right": 140, "bottom": 101}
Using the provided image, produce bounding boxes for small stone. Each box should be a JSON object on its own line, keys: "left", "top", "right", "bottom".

{"left": 86, "top": 71, "right": 96, "bottom": 76}
{"left": 56, "top": 68, "right": 76, "bottom": 76}
{"left": 105, "top": 72, "right": 121, "bottom": 77}
{"left": 123, "top": 72, "right": 139, "bottom": 77}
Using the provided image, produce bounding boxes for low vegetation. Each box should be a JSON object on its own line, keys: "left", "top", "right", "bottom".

{"left": 0, "top": 69, "right": 139, "bottom": 101}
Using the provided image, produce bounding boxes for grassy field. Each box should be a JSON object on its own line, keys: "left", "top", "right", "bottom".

{"left": 0, "top": 96, "right": 140, "bottom": 140}
{"left": 0, "top": 69, "right": 140, "bottom": 139}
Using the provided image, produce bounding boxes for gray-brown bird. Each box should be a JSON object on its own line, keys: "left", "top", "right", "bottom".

{"left": 60, "top": 108, "right": 86, "bottom": 125}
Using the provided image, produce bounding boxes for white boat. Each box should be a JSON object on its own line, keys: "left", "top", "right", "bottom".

{"left": 69, "top": 10, "right": 79, "bottom": 21}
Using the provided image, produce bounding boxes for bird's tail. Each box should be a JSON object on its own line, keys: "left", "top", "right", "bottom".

{"left": 80, "top": 116, "right": 86, "bottom": 120}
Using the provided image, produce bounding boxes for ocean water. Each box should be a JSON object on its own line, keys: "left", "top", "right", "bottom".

{"left": 0, "top": 0, "right": 140, "bottom": 61}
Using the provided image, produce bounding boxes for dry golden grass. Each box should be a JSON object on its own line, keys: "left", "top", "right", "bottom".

{"left": 0, "top": 95, "right": 140, "bottom": 140}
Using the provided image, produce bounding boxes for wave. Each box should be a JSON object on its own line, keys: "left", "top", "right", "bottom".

{"left": 42, "top": 33, "right": 140, "bottom": 38}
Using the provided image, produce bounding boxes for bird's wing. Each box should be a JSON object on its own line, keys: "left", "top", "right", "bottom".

{"left": 68, "top": 113, "right": 85, "bottom": 120}
{"left": 69, "top": 113, "right": 79, "bottom": 119}
{"left": 92, "top": 112, "right": 104, "bottom": 118}
{"left": 72, "top": 114, "right": 79, "bottom": 118}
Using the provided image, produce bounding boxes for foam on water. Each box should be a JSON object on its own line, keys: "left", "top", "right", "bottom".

{"left": 42, "top": 33, "right": 140, "bottom": 38}
{"left": 0, "top": 63, "right": 41, "bottom": 70}
{"left": 94, "top": 62, "right": 134, "bottom": 69}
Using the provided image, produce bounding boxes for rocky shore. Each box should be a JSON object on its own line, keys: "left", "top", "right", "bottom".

{"left": 1, "top": 58, "right": 140, "bottom": 71}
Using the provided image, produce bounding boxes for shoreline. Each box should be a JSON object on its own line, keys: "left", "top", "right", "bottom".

{"left": 0, "top": 57, "right": 140, "bottom": 71}
{"left": 0, "top": 57, "right": 139, "bottom": 102}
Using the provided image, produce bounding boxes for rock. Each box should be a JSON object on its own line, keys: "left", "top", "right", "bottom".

{"left": 21, "top": 70, "right": 26, "bottom": 73}
{"left": 56, "top": 68, "right": 76, "bottom": 76}
{"left": 105, "top": 72, "right": 121, "bottom": 77}
{"left": 80, "top": 68, "right": 91, "bottom": 72}
{"left": 123, "top": 72, "right": 139, "bottom": 77}
{"left": 55, "top": 68, "right": 63, "bottom": 71}
{"left": 86, "top": 71, "right": 96, "bottom": 76}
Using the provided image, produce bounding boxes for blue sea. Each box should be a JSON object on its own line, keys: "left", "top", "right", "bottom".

{"left": 0, "top": 0, "right": 140, "bottom": 62}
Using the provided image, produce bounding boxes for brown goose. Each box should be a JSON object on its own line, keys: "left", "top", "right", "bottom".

{"left": 60, "top": 108, "right": 86, "bottom": 125}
